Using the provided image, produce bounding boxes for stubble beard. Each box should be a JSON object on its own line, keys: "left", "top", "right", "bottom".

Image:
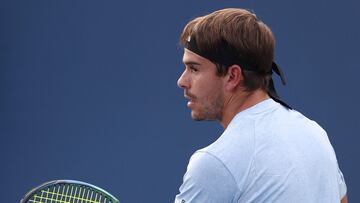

{"left": 191, "top": 92, "right": 224, "bottom": 122}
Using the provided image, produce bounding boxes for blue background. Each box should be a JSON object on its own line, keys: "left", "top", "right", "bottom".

{"left": 1, "top": 0, "right": 359, "bottom": 202}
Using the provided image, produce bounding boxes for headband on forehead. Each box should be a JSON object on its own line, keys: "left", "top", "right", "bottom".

{"left": 184, "top": 35, "right": 292, "bottom": 109}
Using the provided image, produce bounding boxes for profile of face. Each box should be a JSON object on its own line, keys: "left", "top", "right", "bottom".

{"left": 177, "top": 49, "right": 226, "bottom": 121}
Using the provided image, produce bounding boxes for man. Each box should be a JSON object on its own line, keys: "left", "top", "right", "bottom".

{"left": 175, "top": 8, "right": 347, "bottom": 203}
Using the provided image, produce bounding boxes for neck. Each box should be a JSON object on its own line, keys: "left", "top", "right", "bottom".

{"left": 220, "top": 89, "right": 269, "bottom": 129}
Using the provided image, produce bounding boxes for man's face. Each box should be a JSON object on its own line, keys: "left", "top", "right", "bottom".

{"left": 177, "top": 49, "right": 226, "bottom": 121}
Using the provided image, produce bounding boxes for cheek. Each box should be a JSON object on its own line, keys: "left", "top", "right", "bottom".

{"left": 198, "top": 79, "right": 223, "bottom": 99}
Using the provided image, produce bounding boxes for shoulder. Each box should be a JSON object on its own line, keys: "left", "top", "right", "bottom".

{"left": 175, "top": 151, "right": 239, "bottom": 203}
{"left": 186, "top": 151, "right": 235, "bottom": 183}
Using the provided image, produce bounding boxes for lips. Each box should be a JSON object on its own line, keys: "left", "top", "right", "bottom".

{"left": 184, "top": 94, "right": 196, "bottom": 108}
{"left": 187, "top": 100, "right": 195, "bottom": 108}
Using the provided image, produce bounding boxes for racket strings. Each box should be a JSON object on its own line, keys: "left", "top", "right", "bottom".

{"left": 29, "top": 184, "right": 110, "bottom": 203}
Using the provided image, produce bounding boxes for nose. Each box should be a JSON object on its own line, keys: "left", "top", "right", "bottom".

{"left": 177, "top": 70, "right": 189, "bottom": 89}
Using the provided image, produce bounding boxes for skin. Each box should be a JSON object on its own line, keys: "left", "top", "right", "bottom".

{"left": 177, "top": 49, "right": 225, "bottom": 122}
{"left": 177, "top": 48, "right": 269, "bottom": 128}
{"left": 178, "top": 49, "right": 349, "bottom": 202}
{"left": 341, "top": 196, "right": 348, "bottom": 203}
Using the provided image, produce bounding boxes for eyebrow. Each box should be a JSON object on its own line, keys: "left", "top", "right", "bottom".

{"left": 183, "top": 60, "right": 201, "bottom": 66}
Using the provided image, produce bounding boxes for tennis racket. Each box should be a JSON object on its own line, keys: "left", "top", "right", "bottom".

{"left": 20, "top": 180, "right": 120, "bottom": 203}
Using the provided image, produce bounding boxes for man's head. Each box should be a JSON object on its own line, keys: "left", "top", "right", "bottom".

{"left": 177, "top": 8, "right": 284, "bottom": 122}
{"left": 180, "top": 8, "right": 276, "bottom": 92}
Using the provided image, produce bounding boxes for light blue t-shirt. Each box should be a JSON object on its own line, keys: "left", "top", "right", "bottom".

{"left": 175, "top": 99, "right": 346, "bottom": 203}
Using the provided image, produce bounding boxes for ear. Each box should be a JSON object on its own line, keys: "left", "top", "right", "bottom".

{"left": 224, "top": 65, "right": 243, "bottom": 91}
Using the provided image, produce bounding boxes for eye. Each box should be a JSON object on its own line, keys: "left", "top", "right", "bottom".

{"left": 189, "top": 66, "right": 198, "bottom": 73}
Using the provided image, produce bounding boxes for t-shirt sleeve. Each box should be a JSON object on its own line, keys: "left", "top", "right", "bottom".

{"left": 174, "top": 151, "right": 239, "bottom": 203}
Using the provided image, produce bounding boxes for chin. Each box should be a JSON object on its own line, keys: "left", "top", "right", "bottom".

{"left": 191, "top": 111, "right": 203, "bottom": 121}
{"left": 191, "top": 111, "right": 216, "bottom": 121}
{"left": 192, "top": 117, "right": 204, "bottom": 121}
{"left": 191, "top": 114, "right": 200, "bottom": 121}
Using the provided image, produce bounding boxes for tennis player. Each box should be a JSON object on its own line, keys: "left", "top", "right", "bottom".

{"left": 175, "top": 8, "right": 347, "bottom": 203}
